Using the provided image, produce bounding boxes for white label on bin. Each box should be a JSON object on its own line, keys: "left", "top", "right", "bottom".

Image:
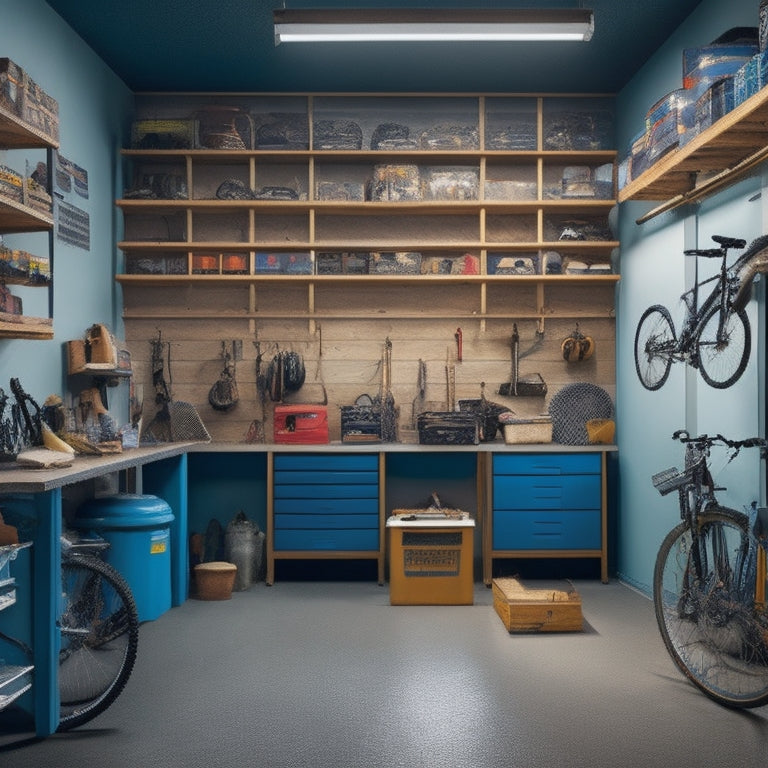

{"left": 150, "top": 531, "right": 168, "bottom": 555}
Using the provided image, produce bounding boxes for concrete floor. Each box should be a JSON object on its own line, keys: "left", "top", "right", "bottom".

{"left": 1, "top": 579, "right": 767, "bottom": 768}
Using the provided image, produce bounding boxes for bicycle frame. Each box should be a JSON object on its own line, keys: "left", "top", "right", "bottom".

{"left": 677, "top": 249, "right": 733, "bottom": 361}
{"left": 666, "top": 436, "right": 766, "bottom": 614}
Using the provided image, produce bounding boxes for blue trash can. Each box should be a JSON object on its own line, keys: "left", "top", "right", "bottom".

{"left": 75, "top": 493, "right": 175, "bottom": 622}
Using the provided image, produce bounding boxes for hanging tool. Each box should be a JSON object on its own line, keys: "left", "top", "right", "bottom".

{"left": 561, "top": 323, "right": 595, "bottom": 363}
{"left": 143, "top": 330, "right": 211, "bottom": 443}
{"left": 445, "top": 346, "right": 456, "bottom": 411}
{"left": 246, "top": 337, "right": 266, "bottom": 443}
{"left": 380, "top": 337, "right": 397, "bottom": 441}
{"left": 499, "top": 323, "right": 547, "bottom": 397}
{"left": 411, "top": 359, "right": 428, "bottom": 429}
{"left": 208, "top": 341, "right": 240, "bottom": 411}
{"left": 455, "top": 327, "right": 463, "bottom": 363}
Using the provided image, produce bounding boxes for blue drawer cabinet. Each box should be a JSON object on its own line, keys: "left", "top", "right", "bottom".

{"left": 486, "top": 451, "right": 608, "bottom": 583}
{"left": 493, "top": 510, "right": 601, "bottom": 550}
{"left": 268, "top": 452, "right": 383, "bottom": 584}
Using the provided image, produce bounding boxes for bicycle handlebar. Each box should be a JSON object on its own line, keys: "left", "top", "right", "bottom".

{"left": 671, "top": 429, "right": 766, "bottom": 451}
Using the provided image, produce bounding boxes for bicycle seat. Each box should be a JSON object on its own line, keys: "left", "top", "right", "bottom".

{"left": 684, "top": 235, "right": 747, "bottom": 257}
{"left": 712, "top": 235, "right": 746, "bottom": 249}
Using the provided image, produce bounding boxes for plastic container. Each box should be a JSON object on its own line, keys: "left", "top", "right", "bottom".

{"left": 75, "top": 494, "right": 175, "bottom": 622}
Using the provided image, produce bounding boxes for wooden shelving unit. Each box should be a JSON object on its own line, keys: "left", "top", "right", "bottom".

{"left": 116, "top": 93, "right": 619, "bottom": 326}
{"left": 0, "top": 104, "right": 56, "bottom": 340}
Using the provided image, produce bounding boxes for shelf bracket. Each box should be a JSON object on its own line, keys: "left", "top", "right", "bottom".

{"left": 635, "top": 143, "right": 768, "bottom": 225}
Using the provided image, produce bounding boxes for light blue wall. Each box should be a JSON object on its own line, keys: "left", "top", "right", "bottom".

{"left": 0, "top": 0, "right": 132, "bottom": 424}
{"left": 616, "top": 0, "right": 766, "bottom": 593}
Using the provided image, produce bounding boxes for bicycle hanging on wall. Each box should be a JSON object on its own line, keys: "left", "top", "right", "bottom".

{"left": 652, "top": 430, "right": 768, "bottom": 708}
{"left": 634, "top": 234, "right": 768, "bottom": 391}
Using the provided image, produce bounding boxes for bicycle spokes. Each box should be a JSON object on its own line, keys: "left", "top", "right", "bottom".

{"left": 634, "top": 305, "right": 676, "bottom": 390}
{"left": 696, "top": 305, "right": 750, "bottom": 388}
{"left": 655, "top": 513, "right": 768, "bottom": 707}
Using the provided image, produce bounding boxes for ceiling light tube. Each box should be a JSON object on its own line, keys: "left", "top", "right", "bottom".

{"left": 273, "top": 8, "right": 594, "bottom": 45}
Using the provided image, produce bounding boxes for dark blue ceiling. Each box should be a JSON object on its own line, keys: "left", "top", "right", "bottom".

{"left": 44, "top": 0, "right": 704, "bottom": 93}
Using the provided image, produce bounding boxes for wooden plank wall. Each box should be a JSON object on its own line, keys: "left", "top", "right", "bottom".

{"left": 120, "top": 282, "right": 616, "bottom": 444}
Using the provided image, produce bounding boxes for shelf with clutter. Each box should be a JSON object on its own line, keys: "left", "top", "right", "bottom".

{"left": 0, "top": 59, "right": 58, "bottom": 339}
{"left": 619, "top": 26, "right": 768, "bottom": 220}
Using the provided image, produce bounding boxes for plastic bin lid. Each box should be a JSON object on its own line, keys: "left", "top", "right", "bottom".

{"left": 75, "top": 493, "right": 174, "bottom": 528}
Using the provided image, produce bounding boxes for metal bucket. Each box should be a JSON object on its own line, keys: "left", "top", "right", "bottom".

{"left": 225, "top": 514, "right": 255, "bottom": 590}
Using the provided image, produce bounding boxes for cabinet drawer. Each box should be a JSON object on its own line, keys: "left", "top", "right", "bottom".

{"left": 493, "top": 510, "right": 601, "bottom": 550}
{"left": 274, "top": 497, "right": 379, "bottom": 515}
{"left": 274, "top": 470, "right": 379, "bottom": 486}
{"left": 273, "top": 484, "right": 378, "bottom": 501}
{"left": 493, "top": 474, "right": 601, "bottom": 510}
{"left": 274, "top": 529, "right": 379, "bottom": 551}
{"left": 493, "top": 453, "right": 600, "bottom": 476}
{"left": 274, "top": 454, "right": 379, "bottom": 472}
{"left": 275, "top": 513, "right": 378, "bottom": 530}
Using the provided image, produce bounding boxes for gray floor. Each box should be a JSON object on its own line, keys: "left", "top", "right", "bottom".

{"left": 1, "top": 578, "right": 768, "bottom": 768}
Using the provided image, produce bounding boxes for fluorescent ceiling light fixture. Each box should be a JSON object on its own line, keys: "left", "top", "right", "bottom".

{"left": 273, "top": 8, "right": 594, "bottom": 44}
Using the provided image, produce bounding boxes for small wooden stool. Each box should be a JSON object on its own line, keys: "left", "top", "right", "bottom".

{"left": 193, "top": 561, "right": 237, "bottom": 600}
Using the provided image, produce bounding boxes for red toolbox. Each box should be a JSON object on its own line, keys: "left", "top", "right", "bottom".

{"left": 273, "top": 405, "right": 329, "bottom": 444}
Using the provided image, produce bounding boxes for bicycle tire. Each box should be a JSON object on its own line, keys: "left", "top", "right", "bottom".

{"left": 634, "top": 305, "right": 676, "bottom": 391}
{"left": 654, "top": 508, "right": 768, "bottom": 708}
{"left": 57, "top": 554, "right": 139, "bottom": 731}
{"left": 696, "top": 303, "right": 750, "bottom": 389}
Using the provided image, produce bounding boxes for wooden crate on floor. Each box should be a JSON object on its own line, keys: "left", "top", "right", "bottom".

{"left": 492, "top": 577, "right": 583, "bottom": 632}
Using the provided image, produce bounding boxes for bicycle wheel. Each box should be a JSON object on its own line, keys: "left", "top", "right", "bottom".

{"left": 654, "top": 509, "right": 768, "bottom": 708}
{"left": 696, "top": 303, "right": 750, "bottom": 389}
{"left": 634, "top": 305, "right": 676, "bottom": 390}
{"left": 57, "top": 554, "right": 139, "bottom": 731}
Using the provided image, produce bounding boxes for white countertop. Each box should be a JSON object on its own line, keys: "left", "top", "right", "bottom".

{"left": 386, "top": 515, "right": 476, "bottom": 528}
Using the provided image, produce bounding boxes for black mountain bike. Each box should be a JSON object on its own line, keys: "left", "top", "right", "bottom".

{"left": 634, "top": 234, "right": 768, "bottom": 391}
{"left": 652, "top": 430, "right": 768, "bottom": 708}
{"left": 57, "top": 534, "right": 139, "bottom": 731}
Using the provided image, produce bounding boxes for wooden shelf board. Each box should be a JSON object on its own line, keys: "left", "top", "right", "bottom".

{"left": 619, "top": 85, "right": 768, "bottom": 203}
{"left": 0, "top": 274, "right": 51, "bottom": 288}
{"left": 0, "top": 105, "right": 58, "bottom": 150}
{"left": 122, "top": 309, "right": 617, "bottom": 321}
{"left": 0, "top": 316, "right": 53, "bottom": 339}
{"left": 121, "top": 147, "right": 617, "bottom": 161}
{"left": 118, "top": 240, "right": 619, "bottom": 254}
{"left": 116, "top": 198, "right": 616, "bottom": 214}
{"left": 116, "top": 273, "right": 619, "bottom": 287}
{"left": 0, "top": 198, "right": 54, "bottom": 233}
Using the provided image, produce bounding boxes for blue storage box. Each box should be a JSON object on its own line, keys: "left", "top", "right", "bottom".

{"left": 734, "top": 50, "right": 768, "bottom": 105}
{"left": 683, "top": 40, "right": 758, "bottom": 90}
{"left": 694, "top": 77, "right": 736, "bottom": 129}
{"left": 645, "top": 90, "right": 686, "bottom": 161}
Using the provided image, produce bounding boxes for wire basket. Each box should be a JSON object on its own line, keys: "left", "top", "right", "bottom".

{"left": 652, "top": 466, "right": 692, "bottom": 495}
